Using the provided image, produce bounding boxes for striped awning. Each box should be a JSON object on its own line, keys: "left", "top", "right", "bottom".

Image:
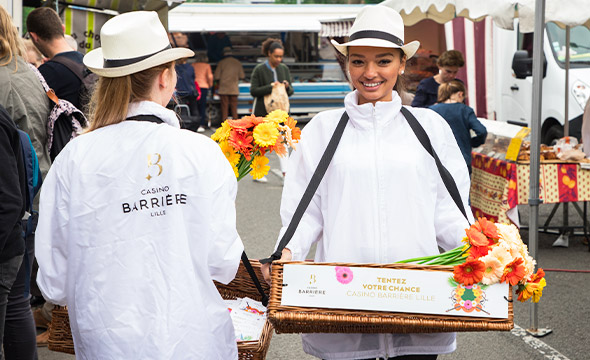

{"left": 320, "top": 18, "right": 354, "bottom": 38}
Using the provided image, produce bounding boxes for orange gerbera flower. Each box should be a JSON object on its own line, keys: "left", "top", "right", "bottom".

{"left": 228, "top": 117, "right": 254, "bottom": 131}
{"left": 453, "top": 259, "right": 485, "bottom": 285}
{"left": 529, "top": 268, "right": 545, "bottom": 283}
{"left": 501, "top": 257, "right": 526, "bottom": 286}
{"left": 465, "top": 227, "right": 489, "bottom": 247}
{"left": 477, "top": 217, "right": 499, "bottom": 242}
{"left": 468, "top": 244, "right": 490, "bottom": 259}
{"left": 228, "top": 130, "right": 253, "bottom": 155}
{"left": 273, "top": 136, "right": 288, "bottom": 157}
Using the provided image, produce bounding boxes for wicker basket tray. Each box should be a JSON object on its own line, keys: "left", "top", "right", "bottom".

{"left": 48, "top": 260, "right": 273, "bottom": 359}
{"left": 268, "top": 261, "right": 514, "bottom": 334}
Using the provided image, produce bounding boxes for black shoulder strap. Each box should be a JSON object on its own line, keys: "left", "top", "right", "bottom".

{"left": 260, "top": 111, "right": 349, "bottom": 265}
{"left": 126, "top": 115, "right": 164, "bottom": 124}
{"left": 400, "top": 106, "right": 470, "bottom": 223}
{"left": 51, "top": 55, "right": 86, "bottom": 83}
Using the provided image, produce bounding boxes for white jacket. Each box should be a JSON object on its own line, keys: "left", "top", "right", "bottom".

{"left": 277, "top": 91, "right": 473, "bottom": 359}
{"left": 36, "top": 101, "right": 243, "bottom": 360}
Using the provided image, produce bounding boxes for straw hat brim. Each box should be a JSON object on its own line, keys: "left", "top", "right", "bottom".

{"left": 331, "top": 38, "right": 420, "bottom": 59}
{"left": 83, "top": 47, "right": 195, "bottom": 77}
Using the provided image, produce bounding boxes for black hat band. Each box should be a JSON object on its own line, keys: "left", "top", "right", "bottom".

{"left": 348, "top": 30, "right": 404, "bottom": 47}
{"left": 103, "top": 44, "right": 172, "bottom": 68}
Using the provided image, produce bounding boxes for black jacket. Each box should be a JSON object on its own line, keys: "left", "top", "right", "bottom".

{"left": 0, "top": 105, "right": 25, "bottom": 261}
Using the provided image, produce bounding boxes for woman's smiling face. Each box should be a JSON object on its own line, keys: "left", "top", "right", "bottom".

{"left": 347, "top": 46, "right": 406, "bottom": 105}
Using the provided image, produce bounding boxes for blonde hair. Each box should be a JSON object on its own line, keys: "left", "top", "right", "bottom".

{"left": 0, "top": 5, "right": 26, "bottom": 67}
{"left": 438, "top": 80, "right": 466, "bottom": 103}
{"left": 88, "top": 61, "right": 175, "bottom": 132}
{"left": 23, "top": 39, "right": 43, "bottom": 66}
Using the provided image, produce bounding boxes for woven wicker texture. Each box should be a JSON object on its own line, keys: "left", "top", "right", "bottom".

{"left": 268, "top": 261, "right": 514, "bottom": 334}
{"left": 48, "top": 260, "right": 273, "bottom": 359}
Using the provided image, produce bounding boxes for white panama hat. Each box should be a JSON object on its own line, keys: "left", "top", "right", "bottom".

{"left": 331, "top": 5, "right": 420, "bottom": 59}
{"left": 83, "top": 11, "right": 194, "bottom": 77}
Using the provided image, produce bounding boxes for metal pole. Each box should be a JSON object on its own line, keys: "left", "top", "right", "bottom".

{"left": 564, "top": 26, "right": 570, "bottom": 137}
{"left": 527, "top": 0, "right": 552, "bottom": 337}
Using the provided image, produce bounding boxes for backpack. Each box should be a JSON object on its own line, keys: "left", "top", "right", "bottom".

{"left": 51, "top": 55, "right": 98, "bottom": 115}
{"left": 29, "top": 64, "right": 88, "bottom": 161}
{"left": 17, "top": 130, "right": 42, "bottom": 297}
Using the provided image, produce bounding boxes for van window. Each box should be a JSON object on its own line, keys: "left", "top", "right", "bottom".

{"left": 546, "top": 22, "right": 590, "bottom": 66}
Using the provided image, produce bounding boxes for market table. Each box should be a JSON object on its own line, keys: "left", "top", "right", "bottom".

{"left": 470, "top": 152, "right": 590, "bottom": 229}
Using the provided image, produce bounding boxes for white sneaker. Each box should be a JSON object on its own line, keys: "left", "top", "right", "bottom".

{"left": 253, "top": 176, "right": 268, "bottom": 183}
{"left": 197, "top": 126, "right": 205, "bottom": 133}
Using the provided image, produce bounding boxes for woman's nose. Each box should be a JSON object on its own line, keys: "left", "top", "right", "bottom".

{"left": 364, "top": 63, "right": 377, "bottom": 78}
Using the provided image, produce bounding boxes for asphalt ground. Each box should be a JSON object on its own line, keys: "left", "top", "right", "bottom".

{"left": 38, "top": 127, "right": 590, "bottom": 359}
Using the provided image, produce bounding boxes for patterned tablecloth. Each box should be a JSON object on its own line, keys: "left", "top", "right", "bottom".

{"left": 470, "top": 152, "right": 590, "bottom": 224}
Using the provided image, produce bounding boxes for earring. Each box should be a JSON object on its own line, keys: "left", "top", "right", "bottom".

{"left": 400, "top": 70, "right": 405, "bottom": 75}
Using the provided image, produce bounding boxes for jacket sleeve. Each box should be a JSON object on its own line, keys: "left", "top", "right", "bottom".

{"left": 249, "top": 66, "right": 273, "bottom": 98}
{"left": 466, "top": 107, "right": 488, "bottom": 147}
{"left": 274, "top": 123, "right": 323, "bottom": 261}
{"left": 35, "top": 159, "right": 70, "bottom": 306}
{"left": 411, "top": 79, "right": 429, "bottom": 108}
{"left": 203, "top": 143, "right": 244, "bottom": 285}
{"left": 282, "top": 65, "right": 294, "bottom": 97}
{"left": 429, "top": 111, "right": 473, "bottom": 251}
{"left": 0, "top": 121, "right": 23, "bottom": 252}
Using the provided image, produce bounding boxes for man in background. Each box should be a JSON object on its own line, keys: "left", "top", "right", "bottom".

{"left": 26, "top": 7, "right": 86, "bottom": 111}
{"left": 214, "top": 47, "right": 244, "bottom": 121}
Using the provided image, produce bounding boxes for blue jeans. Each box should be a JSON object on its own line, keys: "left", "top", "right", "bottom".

{"left": 0, "top": 254, "right": 25, "bottom": 351}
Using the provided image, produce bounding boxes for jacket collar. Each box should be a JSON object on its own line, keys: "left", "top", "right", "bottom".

{"left": 344, "top": 90, "right": 402, "bottom": 130}
{"left": 126, "top": 101, "right": 180, "bottom": 129}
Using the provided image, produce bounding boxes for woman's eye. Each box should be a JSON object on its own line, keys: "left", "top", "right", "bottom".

{"left": 379, "top": 59, "right": 392, "bottom": 65}
{"left": 351, "top": 60, "right": 364, "bottom": 66}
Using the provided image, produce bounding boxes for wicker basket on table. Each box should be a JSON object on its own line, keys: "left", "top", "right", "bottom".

{"left": 48, "top": 260, "right": 273, "bottom": 359}
{"left": 268, "top": 261, "right": 514, "bottom": 334}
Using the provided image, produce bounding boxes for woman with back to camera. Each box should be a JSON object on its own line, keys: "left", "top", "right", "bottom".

{"left": 35, "top": 12, "right": 243, "bottom": 359}
{"left": 430, "top": 80, "right": 487, "bottom": 175}
{"left": 411, "top": 49, "right": 465, "bottom": 108}
{"left": 262, "top": 5, "right": 472, "bottom": 360}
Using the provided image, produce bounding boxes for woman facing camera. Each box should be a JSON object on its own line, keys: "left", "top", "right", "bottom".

{"left": 35, "top": 12, "right": 243, "bottom": 359}
{"left": 263, "top": 5, "right": 471, "bottom": 360}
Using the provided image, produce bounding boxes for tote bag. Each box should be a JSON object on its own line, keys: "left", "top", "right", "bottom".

{"left": 264, "top": 83, "right": 290, "bottom": 113}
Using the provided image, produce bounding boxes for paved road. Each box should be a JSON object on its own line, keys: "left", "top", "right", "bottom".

{"left": 39, "top": 131, "right": 590, "bottom": 359}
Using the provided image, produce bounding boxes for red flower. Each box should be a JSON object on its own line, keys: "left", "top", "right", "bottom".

{"left": 501, "top": 258, "right": 526, "bottom": 286}
{"left": 468, "top": 244, "right": 490, "bottom": 259}
{"left": 529, "top": 268, "right": 545, "bottom": 283}
{"left": 465, "top": 227, "right": 489, "bottom": 247}
{"left": 229, "top": 130, "right": 253, "bottom": 156}
{"left": 477, "top": 217, "right": 499, "bottom": 242}
{"left": 273, "top": 136, "right": 288, "bottom": 157}
{"left": 453, "top": 259, "right": 485, "bottom": 286}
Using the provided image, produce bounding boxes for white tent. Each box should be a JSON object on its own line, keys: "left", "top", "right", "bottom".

{"left": 378, "top": 0, "right": 590, "bottom": 335}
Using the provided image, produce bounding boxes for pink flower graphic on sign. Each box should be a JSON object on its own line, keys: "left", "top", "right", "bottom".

{"left": 335, "top": 266, "right": 353, "bottom": 284}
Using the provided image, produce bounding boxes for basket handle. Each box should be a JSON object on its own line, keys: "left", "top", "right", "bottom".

{"left": 241, "top": 251, "right": 269, "bottom": 306}
{"left": 260, "top": 111, "right": 350, "bottom": 265}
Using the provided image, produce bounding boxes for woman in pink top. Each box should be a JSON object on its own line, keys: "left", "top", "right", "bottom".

{"left": 192, "top": 53, "right": 214, "bottom": 131}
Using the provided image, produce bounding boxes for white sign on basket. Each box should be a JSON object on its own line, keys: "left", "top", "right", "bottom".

{"left": 281, "top": 264, "right": 509, "bottom": 319}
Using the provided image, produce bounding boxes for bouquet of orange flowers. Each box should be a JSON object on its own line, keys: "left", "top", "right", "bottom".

{"left": 397, "top": 218, "right": 547, "bottom": 303}
{"left": 211, "top": 110, "right": 301, "bottom": 181}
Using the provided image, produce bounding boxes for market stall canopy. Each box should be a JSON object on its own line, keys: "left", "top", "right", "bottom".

{"left": 54, "top": 0, "right": 185, "bottom": 13}
{"left": 380, "top": 0, "right": 590, "bottom": 32}
{"left": 168, "top": 4, "right": 362, "bottom": 33}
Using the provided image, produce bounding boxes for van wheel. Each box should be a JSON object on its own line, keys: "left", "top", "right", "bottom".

{"left": 542, "top": 124, "right": 563, "bottom": 146}
{"left": 208, "top": 103, "right": 221, "bottom": 127}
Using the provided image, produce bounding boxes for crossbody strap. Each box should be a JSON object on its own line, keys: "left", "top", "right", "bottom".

{"left": 260, "top": 111, "right": 350, "bottom": 265}
{"left": 400, "top": 107, "right": 470, "bottom": 223}
{"left": 126, "top": 115, "right": 164, "bottom": 124}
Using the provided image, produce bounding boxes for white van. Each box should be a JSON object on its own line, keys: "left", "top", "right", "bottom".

{"left": 493, "top": 21, "right": 590, "bottom": 144}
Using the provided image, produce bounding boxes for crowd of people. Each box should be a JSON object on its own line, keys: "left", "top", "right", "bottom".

{"left": 0, "top": 3, "right": 491, "bottom": 360}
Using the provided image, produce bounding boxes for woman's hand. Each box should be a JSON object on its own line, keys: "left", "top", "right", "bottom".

{"left": 282, "top": 80, "right": 290, "bottom": 89}
{"left": 261, "top": 248, "right": 292, "bottom": 285}
{"left": 272, "top": 81, "right": 281, "bottom": 87}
